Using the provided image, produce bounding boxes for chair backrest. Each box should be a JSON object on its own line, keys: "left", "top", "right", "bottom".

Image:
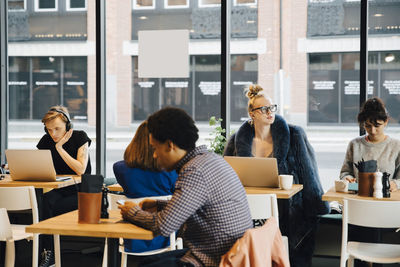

{"left": 343, "top": 198, "right": 400, "bottom": 228}
{"left": 0, "top": 208, "right": 13, "bottom": 241}
{"left": 108, "top": 194, "right": 172, "bottom": 211}
{"left": 246, "top": 194, "right": 279, "bottom": 226}
{"left": 0, "top": 186, "right": 39, "bottom": 223}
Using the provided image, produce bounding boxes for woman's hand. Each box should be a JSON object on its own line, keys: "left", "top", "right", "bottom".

{"left": 344, "top": 175, "right": 356, "bottom": 183}
{"left": 390, "top": 181, "right": 398, "bottom": 192}
{"left": 118, "top": 201, "right": 137, "bottom": 219}
{"left": 139, "top": 199, "right": 158, "bottom": 213}
{"left": 56, "top": 129, "right": 73, "bottom": 149}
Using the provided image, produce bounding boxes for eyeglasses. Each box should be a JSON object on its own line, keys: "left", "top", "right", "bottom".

{"left": 251, "top": 104, "right": 278, "bottom": 114}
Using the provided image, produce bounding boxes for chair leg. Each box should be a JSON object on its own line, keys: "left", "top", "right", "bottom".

{"left": 120, "top": 252, "right": 128, "bottom": 267}
{"left": 5, "top": 240, "right": 15, "bottom": 267}
{"left": 348, "top": 256, "right": 354, "bottom": 267}
{"left": 32, "top": 234, "right": 39, "bottom": 267}
{"left": 102, "top": 238, "right": 108, "bottom": 267}
{"left": 54, "top": 234, "right": 61, "bottom": 267}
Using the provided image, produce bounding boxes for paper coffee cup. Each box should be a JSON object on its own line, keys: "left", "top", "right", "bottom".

{"left": 279, "top": 175, "right": 293, "bottom": 190}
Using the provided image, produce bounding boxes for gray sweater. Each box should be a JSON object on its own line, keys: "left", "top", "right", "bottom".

{"left": 340, "top": 135, "right": 400, "bottom": 187}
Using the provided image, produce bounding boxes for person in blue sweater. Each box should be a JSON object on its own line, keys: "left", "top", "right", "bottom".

{"left": 113, "top": 120, "right": 178, "bottom": 253}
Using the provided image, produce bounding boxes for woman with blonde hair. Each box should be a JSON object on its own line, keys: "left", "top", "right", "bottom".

{"left": 224, "top": 84, "right": 329, "bottom": 267}
{"left": 113, "top": 120, "right": 177, "bottom": 253}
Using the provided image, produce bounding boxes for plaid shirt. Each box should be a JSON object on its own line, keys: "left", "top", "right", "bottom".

{"left": 126, "top": 145, "right": 252, "bottom": 266}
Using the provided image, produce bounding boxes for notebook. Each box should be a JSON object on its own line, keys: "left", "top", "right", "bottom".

{"left": 224, "top": 156, "right": 279, "bottom": 188}
{"left": 5, "top": 149, "right": 72, "bottom": 182}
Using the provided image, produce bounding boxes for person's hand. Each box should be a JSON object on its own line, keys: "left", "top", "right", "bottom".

{"left": 139, "top": 199, "right": 158, "bottom": 213}
{"left": 344, "top": 176, "right": 356, "bottom": 183}
{"left": 118, "top": 201, "right": 138, "bottom": 219}
{"left": 56, "top": 129, "right": 73, "bottom": 149}
{"left": 390, "top": 181, "right": 398, "bottom": 192}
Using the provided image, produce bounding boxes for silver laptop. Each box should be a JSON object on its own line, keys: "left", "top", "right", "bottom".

{"left": 5, "top": 149, "right": 72, "bottom": 182}
{"left": 224, "top": 156, "right": 279, "bottom": 188}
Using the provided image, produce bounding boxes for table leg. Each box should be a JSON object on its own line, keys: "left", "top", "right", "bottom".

{"left": 107, "top": 238, "right": 120, "bottom": 267}
{"left": 54, "top": 234, "right": 61, "bottom": 267}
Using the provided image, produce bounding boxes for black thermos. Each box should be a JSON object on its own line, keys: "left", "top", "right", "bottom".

{"left": 101, "top": 186, "right": 109, "bottom": 218}
{"left": 382, "top": 172, "right": 391, "bottom": 198}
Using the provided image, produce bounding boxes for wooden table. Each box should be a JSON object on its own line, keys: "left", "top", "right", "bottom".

{"left": 0, "top": 175, "right": 81, "bottom": 220}
{"left": 26, "top": 210, "right": 153, "bottom": 267}
{"left": 322, "top": 186, "right": 400, "bottom": 203}
{"left": 245, "top": 184, "right": 303, "bottom": 199}
{"left": 0, "top": 175, "right": 81, "bottom": 189}
{"left": 109, "top": 183, "right": 303, "bottom": 199}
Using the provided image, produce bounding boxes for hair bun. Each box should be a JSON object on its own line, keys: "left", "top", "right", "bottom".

{"left": 246, "top": 84, "right": 263, "bottom": 99}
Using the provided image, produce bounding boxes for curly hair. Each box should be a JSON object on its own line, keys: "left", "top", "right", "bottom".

{"left": 357, "top": 97, "right": 388, "bottom": 127}
{"left": 147, "top": 107, "right": 199, "bottom": 151}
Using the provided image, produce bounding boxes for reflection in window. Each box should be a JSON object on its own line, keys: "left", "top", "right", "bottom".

{"left": 381, "top": 52, "right": 400, "bottom": 124}
{"left": 230, "top": 55, "right": 258, "bottom": 122}
{"left": 199, "top": 0, "right": 220, "bottom": 7}
{"left": 308, "top": 54, "right": 339, "bottom": 123}
{"left": 63, "top": 57, "right": 88, "bottom": 120}
{"left": 165, "top": 0, "right": 189, "bottom": 8}
{"left": 67, "top": 0, "right": 86, "bottom": 10}
{"left": 308, "top": 0, "right": 400, "bottom": 37}
{"left": 35, "top": 0, "right": 57, "bottom": 11}
{"left": 9, "top": 57, "right": 30, "bottom": 119}
{"left": 8, "top": 0, "right": 25, "bottom": 11}
{"left": 133, "top": 0, "right": 155, "bottom": 9}
{"left": 32, "top": 57, "right": 61, "bottom": 119}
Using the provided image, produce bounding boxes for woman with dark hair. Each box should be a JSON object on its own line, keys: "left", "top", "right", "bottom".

{"left": 113, "top": 121, "right": 178, "bottom": 253}
{"left": 224, "top": 84, "right": 329, "bottom": 267}
{"left": 340, "top": 97, "right": 400, "bottom": 191}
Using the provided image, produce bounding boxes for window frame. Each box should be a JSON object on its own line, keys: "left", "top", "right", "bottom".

{"left": 34, "top": 0, "right": 58, "bottom": 12}
{"left": 8, "top": 0, "right": 26, "bottom": 12}
{"left": 164, "top": 0, "right": 189, "bottom": 9}
{"left": 233, "top": 0, "right": 257, "bottom": 7}
{"left": 132, "top": 0, "right": 155, "bottom": 10}
{"left": 198, "top": 0, "right": 221, "bottom": 8}
{"left": 66, "top": 0, "right": 87, "bottom": 11}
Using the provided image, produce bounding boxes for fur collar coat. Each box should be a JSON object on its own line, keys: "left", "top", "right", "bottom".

{"left": 224, "top": 115, "right": 330, "bottom": 264}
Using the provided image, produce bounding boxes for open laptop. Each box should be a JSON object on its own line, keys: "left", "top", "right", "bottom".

{"left": 5, "top": 149, "right": 72, "bottom": 182}
{"left": 224, "top": 156, "right": 279, "bottom": 188}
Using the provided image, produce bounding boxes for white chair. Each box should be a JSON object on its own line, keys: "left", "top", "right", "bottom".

{"left": 246, "top": 194, "right": 289, "bottom": 255}
{"left": 0, "top": 208, "right": 14, "bottom": 267}
{"left": 340, "top": 198, "right": 400, "bottom": 267}
{"left": 102, "top": 194, "right": 183, "bottom": 267}
{"left": 0, "top": 186, "right": 39, "bottom": 267}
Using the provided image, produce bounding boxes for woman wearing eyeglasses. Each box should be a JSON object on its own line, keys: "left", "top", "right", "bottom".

{"left": 224, "top": 84, "right": 329, "bottom": 267}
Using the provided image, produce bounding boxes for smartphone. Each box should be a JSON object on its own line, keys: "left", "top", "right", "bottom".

{"left": 116, "top": 199, "right": 126, "bottom": 205}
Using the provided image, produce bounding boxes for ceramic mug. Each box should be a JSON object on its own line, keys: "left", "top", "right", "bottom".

{"left": 279, "top": 175, "right": 293, "bottom": 190}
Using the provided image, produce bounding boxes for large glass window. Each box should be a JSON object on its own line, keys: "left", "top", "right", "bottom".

{"left": 133, "top": 0, "right": 155, "bottom": 9}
